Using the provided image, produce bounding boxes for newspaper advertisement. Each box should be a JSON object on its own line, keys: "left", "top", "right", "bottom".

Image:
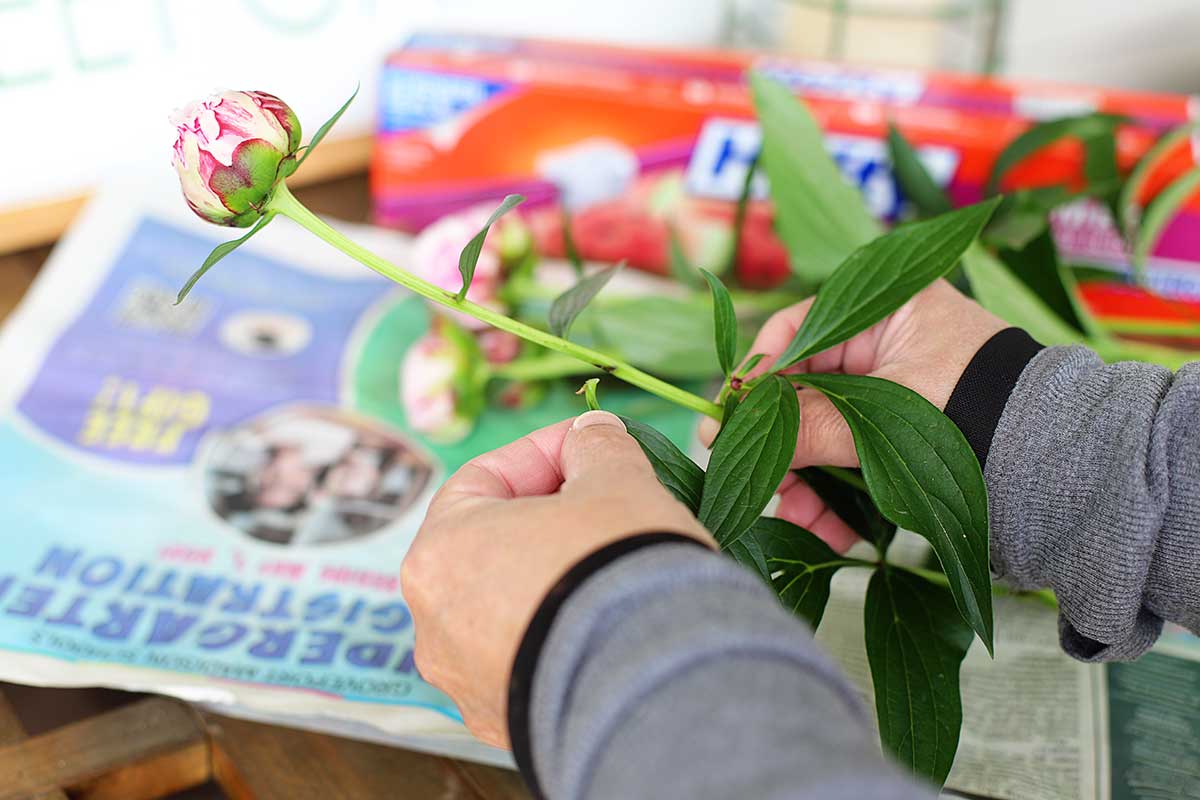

{"left": 0, "top": 184, "right": 693, "bottom": 765}
{"left": 1, "top": 185, "right": 1197, "bottom": 793}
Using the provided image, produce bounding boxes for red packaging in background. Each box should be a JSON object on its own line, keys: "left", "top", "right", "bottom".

{"left": 371, "top": 32, "right": 1200, "bottom": 342}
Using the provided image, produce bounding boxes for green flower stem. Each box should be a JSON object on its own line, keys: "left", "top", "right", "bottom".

{"left": 818, "top": 465, "right": 868, "bottom": 492}
{"left": 905, "top": 565, "right": 1059, "bottom": 610}
{"left": 491, "top": 353, "right": 598, "bottom": 382}
{"left": 269, "top": 184, "right": 723, "bottom": 420}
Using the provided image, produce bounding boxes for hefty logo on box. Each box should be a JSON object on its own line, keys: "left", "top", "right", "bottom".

{"left": 686, "top": 118, "right": 959, "bottom": 220}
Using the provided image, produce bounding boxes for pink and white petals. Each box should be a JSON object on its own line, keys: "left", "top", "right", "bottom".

{"left": 478, "top": 330, "right": 521, "bottom": 365}
{"left": 410, "top": 207, "right": 511, "bottom": 329}
{"left": 170, "top": 90, "right": 302, "bottom": 227}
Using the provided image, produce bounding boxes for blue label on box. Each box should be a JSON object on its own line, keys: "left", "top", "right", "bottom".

{"left": 379, "top": 67, "right": 510, "bottom": 133}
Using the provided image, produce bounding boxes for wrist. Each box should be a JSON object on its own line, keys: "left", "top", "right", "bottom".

{"left": 943, "top": 327, "right": 1045, "bottom": 468}
{"left": 507, "top": 533, "right": 711, "bottom": 799}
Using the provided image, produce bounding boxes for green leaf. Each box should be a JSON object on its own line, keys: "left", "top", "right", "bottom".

{"left": 176, "top": 212, "right": 275, "bottom": 304}
{"left": 982, "top": 185, "right": 1072, "bottom": 250}
{"left": 725, "top": 522, "right": 773, "bottom": 585}
{"left": 997, "top": 229, "right": 1086, "bottom": 333}
{"left": 886, "top": 124, "right": 952, "bottom": 218}
{"left": 735, "top": 353, "right": 767, "bottom": 378}
{"left": 619, "top": 416, "right": 704, "bottom": 514}
{"left": 961, "top": 243, "right": 1085, "bottom": 346}
{"left": 562, "top": 208, "right": 585, "bottom": 277}
{"left": 749, "top": 72, "right": 881, "bottom": 283}
{"left": 296, "top": 84, "right": 359, "bottom": 167}
{"left": 667, "top": 226, "right": 704, "bottom": 288}
{"left": 699, "top": 269, "right": 738, "bottom": 377}
{"left": 1132, "top": 166, "right": 1200, "bottom": 277}
{"left": 986, "top": 113, "right": 1124, "bottom": 195}
{"left": 573, "top": 294, "right": 721, "bottom": 379}
{"left": 1084, "top": 126, "right": 1122, "bottom": 220}
{"left": 792, "top": 373, "right": 993, "bottom": 654}
{"left": 775, "top": 200, "right": 1000, "bottom": 369}
{"left": 578, "top": 378, "right": 601, "bottom": 411}
{"left": 747, "top": 516, "right": 868, "bottom": 629}
{"left": 548, "top": 261, "right": 621, "bottom": 338}
{"left": 698, "top": 375, "right": 799, "bottom": 547}
{"left": 796, "top": 467, "right": 896, "bottom": 555}
{"left": 864, "top": 568, "right": 973, "bottom": 787}
{"left": 727, "top": 153, "right": 760, "bottom": 273}
{"left": 707, "top": 392, "right": 741, "bottom": 452}
{"left": 459, "top": 194, "right": 526, "bottom": 301}
{"left": 1119, "top": 121, "right": 1199, "bottom": 241}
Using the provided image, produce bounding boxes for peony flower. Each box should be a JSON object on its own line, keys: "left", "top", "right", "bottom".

{"left": 409, "top": 206, "right": 520, "bottom": 329}
{"left": 171, "top": 90, "right": 301, "bottom": 227}
{"left": 399, "top": 320, "right": 482, "bottom": 444}
{"left": 478, "top": 330, "right": 521, "bottom": 365}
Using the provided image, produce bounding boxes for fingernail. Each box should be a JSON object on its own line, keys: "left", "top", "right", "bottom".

{"left": 697, "top": 416, "right": 719, "bottom": 444}
{"left": 572, "top": 410, "right": 626, "bottom": 431}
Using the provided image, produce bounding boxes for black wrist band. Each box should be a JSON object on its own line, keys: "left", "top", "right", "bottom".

{"left": 506, "top": 532, "right": 708, "bottom": 800}
{"left": 943, "top": 327, "right": 1044, "bottom": 470}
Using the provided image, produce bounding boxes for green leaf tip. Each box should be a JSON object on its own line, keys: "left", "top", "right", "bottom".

{"left": 775, "top": 198, "right": 1001, "bottom": 370}
{"left": 577, "top": 378, "right": 601, "bottom": 411}
{"left": 886, "top": 123, "right": 952, "bottom": 218}
{"left": 548, "top": 260, "right": 622, "bottom": 338}
{"left": 297, "top": 84, "right": 359, "bottom": 168}
{"left": 176, "top": 212, "right": 275, "bottom": 304}
{"left": 865, "top": 567, "right": 973, "bottom": 786}
{"left": 458, "top": 194, "right": 526, "bottom": 301}
{"left": 699, "top": 268, "right": 737, "bottom": 377}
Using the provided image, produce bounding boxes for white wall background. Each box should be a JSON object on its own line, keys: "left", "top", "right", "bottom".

{"left": 1002, "top": 0, "right": 1200, "bottom": 93}
{"left": 0, "top": 0, "right": 729, "bottom": 210}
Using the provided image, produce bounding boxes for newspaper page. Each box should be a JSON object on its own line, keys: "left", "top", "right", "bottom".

{"left": 819, "top": 536, "right": 1200, "bottom": 800}
{"left": 0, "top": 183, "right": 695, "bottom": 766}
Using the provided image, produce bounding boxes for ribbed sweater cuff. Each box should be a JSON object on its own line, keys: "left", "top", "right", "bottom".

{"left": 943, "top": 327, "right": 1044, "bottom": 469}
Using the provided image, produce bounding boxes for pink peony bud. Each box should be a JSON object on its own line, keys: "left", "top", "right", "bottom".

{"left": 399, "top": 321, "right": 482, "bottom": 444}
{"left": 478, "top": 330, "right": 521, "bottom": 365}
{"left": 410, "top": 206, "right": 511, "bottom": 329}
{"left": 171, "top": 90, "right": 302, "bottom": 227}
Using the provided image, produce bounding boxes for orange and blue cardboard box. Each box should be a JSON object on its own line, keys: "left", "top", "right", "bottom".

{"left": 372, "top": 33, "right": 1200, "bottom": 345}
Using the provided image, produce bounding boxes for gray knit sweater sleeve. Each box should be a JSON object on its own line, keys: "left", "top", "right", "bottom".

{"left": 987, "top": 347, "right": 1200, "bottom": 661}
{"left": 525, "top": 544, "right": 929, "bottom": 800}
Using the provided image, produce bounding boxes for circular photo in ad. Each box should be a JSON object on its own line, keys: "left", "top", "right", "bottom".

{"left": 202, "top": 406, "right": 436, "bottom": 547}
{"left": 218, "top": 310, "right": 312, "bottom": 358}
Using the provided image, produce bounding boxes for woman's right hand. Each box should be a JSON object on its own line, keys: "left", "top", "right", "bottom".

{"left": 700, "top": 279, "right": 1008, "bottom": 551}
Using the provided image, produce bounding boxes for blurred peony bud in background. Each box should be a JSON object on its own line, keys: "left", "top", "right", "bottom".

{"left": 399, "top": 319, "right": 484, "bottom": 444}
{"left": 495, "top": 214, "right": 533, "bottom": 268}
{"left": 477, "top": 330, "right": 521, "bottom": 365}
{"left": 171, "top": 90, "right": 301, "bottom": 227}
{"left": 409, "top": 206, "right": 515, "bottom": 329}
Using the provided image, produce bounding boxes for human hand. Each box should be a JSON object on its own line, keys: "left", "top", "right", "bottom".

{"left": 401, "top": 411, "right": 712, "bottom": 748}
{"left": 701, "top": 279, "right": 1007, "bottom": 552}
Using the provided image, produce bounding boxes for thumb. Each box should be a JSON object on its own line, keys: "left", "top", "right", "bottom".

{"left": 560, "top": 410, "right": 656, "bottom": 486}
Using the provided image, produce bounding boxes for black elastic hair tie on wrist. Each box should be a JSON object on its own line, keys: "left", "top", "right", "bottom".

{"left": 943, "top": 327, "right": 1044, "bottom": 469}
{"left": 506, "top": 532, "right": 708, "bottom": 800}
